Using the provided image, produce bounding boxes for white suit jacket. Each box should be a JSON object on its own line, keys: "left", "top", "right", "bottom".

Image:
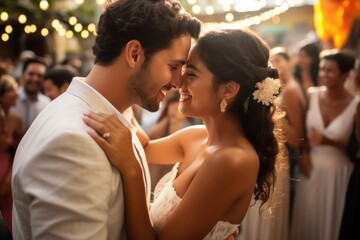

{"left": 12, "top": 78, "right": 151, "bottom": 240}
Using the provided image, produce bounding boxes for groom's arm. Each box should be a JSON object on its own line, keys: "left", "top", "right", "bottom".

{"left": 21, "top": 131, "right": 118, "bottom": 239}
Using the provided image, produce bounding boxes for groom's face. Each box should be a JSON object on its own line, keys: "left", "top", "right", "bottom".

{"left": 128, "top": 34, "right": 192, "bottom": 112}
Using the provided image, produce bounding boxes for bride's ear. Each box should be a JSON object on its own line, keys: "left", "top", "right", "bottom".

{"left": 220, "top": 81, "right": 240, "bottom": 100}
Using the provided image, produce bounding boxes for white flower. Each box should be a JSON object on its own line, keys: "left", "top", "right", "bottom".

{"left": 252, "top": 77, "right": 281, "bottom": 106}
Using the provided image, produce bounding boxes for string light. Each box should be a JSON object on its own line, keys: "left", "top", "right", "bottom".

{"left": 205, "top": 6, "right": 215, "bottom": 15}
{"left": 0, "top": 12, "right": 9, "bottom": 22}
{"left": 5, "top": 25, "right": 13, "bottom": 34}
{"left": 225, "top": 13, "right": 234, "bottom": 22}
{"left": 66, "top": 30, "right": 74, "bottom": 39}
{"left": 192, "top": 5, "right": 201, "bottom": 14}
{"left": 1, "top": 33, "right": 9, "bottom": 42}
{"left": 39, "top": 0, "right": 49, "bottom": 11}
{"left": 87, "top": 23, "right": 96, "bottom": 32}
{"left": 0, "top": 1, "right": 295, "bottom": 42}
{"left": 18, "top": 14, "right": 27, "bottom": 24}
{"left": 81, "top": 30, "right": 89, "bottom": 38}
{"left": 69, "top": 16, "right": 77, "bottom": 25}
{"left": 203, "top": 3, "right": 290, "bottom": 31}
{"left": 52, "top": 19, "right": 60, "bottom": 28}
{"left": 41, "top": 28, "right": 49, "bottom": 37}
{"left": 24, "top": 25, "right": 31, "bottom": 34}
{"left": 74, "top": 23, "right": 83, "bottom": 32}
{"left": 30, "top": 24, "right": 37, "bottom": 33}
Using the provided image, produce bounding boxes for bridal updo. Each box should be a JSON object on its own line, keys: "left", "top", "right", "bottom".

{"left": 196, "top": 28, "right": 285, "bottom": 204}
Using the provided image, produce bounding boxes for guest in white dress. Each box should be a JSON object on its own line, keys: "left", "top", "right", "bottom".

{"left": 291, "top": 49, "right": 358, "bottom": 240}
{"left": 84, "top": 28, "right": 285, "bottom": 240}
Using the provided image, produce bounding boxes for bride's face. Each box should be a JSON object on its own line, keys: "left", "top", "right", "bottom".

{"left": 178, "top": 45, "right": 221, "bottom": 118}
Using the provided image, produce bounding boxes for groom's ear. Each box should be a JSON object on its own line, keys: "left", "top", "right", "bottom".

{"left": 125, "top": 40, "right": 142, "bottom": 67}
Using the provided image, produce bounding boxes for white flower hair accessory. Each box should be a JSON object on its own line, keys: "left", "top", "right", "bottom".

{"left": 252, "top": 77, "right": 281, "bottom": 106}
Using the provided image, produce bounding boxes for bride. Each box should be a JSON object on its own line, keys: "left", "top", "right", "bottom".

{"left": 84, "top": 28, "right": 284, "bottom": 240}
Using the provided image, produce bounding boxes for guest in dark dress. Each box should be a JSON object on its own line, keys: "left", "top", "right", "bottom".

{"left": 339, "top": 56, "right": 360, "bottom": 240}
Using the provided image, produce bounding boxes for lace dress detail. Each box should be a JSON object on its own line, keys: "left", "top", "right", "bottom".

{"left": 150, "top": 163, "right": 240, "bottom": 240}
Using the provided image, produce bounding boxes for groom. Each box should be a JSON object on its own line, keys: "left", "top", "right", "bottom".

{"left": 11, "top": 0, "right": 200, "bottom": 239}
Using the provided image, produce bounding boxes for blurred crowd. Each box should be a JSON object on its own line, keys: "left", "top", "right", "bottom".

{"left": 1, "top": 37, "right": 360, "bottom": 240}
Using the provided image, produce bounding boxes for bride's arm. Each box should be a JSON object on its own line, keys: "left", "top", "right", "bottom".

{"left": 131, "top": 112, "right": 206, "bottom": 165}
{"left": 83, "top": 112, "right": 156, "bottom": 240}
{"left": 127, "top": 111, "right": 186, "bottom": 164}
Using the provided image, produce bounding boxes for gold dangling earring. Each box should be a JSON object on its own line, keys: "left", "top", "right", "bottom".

{"left": 220, "top": 98, "right": 227, "bottom": 113}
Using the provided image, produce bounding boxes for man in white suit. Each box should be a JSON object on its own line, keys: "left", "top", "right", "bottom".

{"left": 11, "top": 0, "right": 201, "bottom": 239}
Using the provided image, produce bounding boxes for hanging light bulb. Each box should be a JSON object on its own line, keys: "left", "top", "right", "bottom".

{"left": 0, "top": 12, "right": 9, "bottom": 22}
{"left": 41, "top": 28, "right": 49, "bottom": 37}
{"left": 69, "top": 16, "right": 77, "bottom": 25}
{"left": 66, "top": 30, "right": 74, "bottom": 39}
{"left": 1, "top": 33, "right": 9, "bottom": 42}
{"left": 225, "top": 13, "right": 234, "bottom": 22}
{"left": 74, "top": 23, "right": 83, "bottom": 32}
{"left": 192, "top": 5, "right": 201, "bottom": 14}
{"left": 18, "top": 14, "right": 27, "bottom": 24}
{"left": 39, "top": 0, "right": 49, "bottom": 11}
{"left": 87, "top": 23, "right": 96, "bottom": 32}
{"left": 81, "top": 30, "right": 89, "bottom": 38}
{"left": 205, "top": 6, "right": 215, "bottom": 15}
{"left": 5, "top": 25, "right": 13, "bottom": 34}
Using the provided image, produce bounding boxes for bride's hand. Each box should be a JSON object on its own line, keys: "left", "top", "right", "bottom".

{"left": 83, "top": 112, "right": 140, "bottom": 174}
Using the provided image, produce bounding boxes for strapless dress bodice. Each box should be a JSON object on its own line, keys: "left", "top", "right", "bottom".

{"left": 150, "top": 163, "right": 240, "bottom": 240}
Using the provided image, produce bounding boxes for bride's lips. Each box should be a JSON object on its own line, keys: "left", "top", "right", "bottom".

{"left": 179, "top": 88, "right": 192, "bottom": 102}
{"left": 179, "top": 93, "right": 192, "bottom": 102}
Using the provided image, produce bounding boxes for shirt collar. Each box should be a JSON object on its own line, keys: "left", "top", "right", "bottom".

{"left": 68, "top": 77, "right": 137, "bottom": 134}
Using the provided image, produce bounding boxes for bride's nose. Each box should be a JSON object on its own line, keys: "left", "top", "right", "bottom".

{"left": 180, "top": 73, "right": 188, "bottom": 88}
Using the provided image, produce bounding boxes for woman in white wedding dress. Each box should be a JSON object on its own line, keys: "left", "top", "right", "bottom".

{"left": 290, "top": 49, "right": 358, "bottom": 240}
{"left": 84, "top": 28, "right": 284, "bottom": 240}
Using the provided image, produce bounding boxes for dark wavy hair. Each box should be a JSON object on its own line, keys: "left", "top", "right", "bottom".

{"left": 197, "top": 28, "right": 285, "bottom": 204}
{"left": 320, "top": 49, "right": 355, "bottom": 74}
{"left": 93, "top": 0, "right": 201, "bottom": 66}
{"left": 294, "top": 42, "right": 320, "bottom": 87}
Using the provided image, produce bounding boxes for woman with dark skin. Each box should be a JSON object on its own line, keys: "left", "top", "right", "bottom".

{"left": 291, "top": 49, "right": 357, "bottom": 240}
{"left": 84, "top": 28, "right": 284, "bottom": 240}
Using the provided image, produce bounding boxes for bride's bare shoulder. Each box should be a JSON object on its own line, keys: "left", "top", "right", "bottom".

{"left": 175, "top": 124, "right": 207, "bottom": 139}
{"left": 203, "top": 146, "right": 259, "bottom": 184}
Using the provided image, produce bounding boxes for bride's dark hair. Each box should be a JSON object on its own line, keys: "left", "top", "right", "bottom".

{"left": 197, "top": 28, "right": 285, "bottom": 204}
